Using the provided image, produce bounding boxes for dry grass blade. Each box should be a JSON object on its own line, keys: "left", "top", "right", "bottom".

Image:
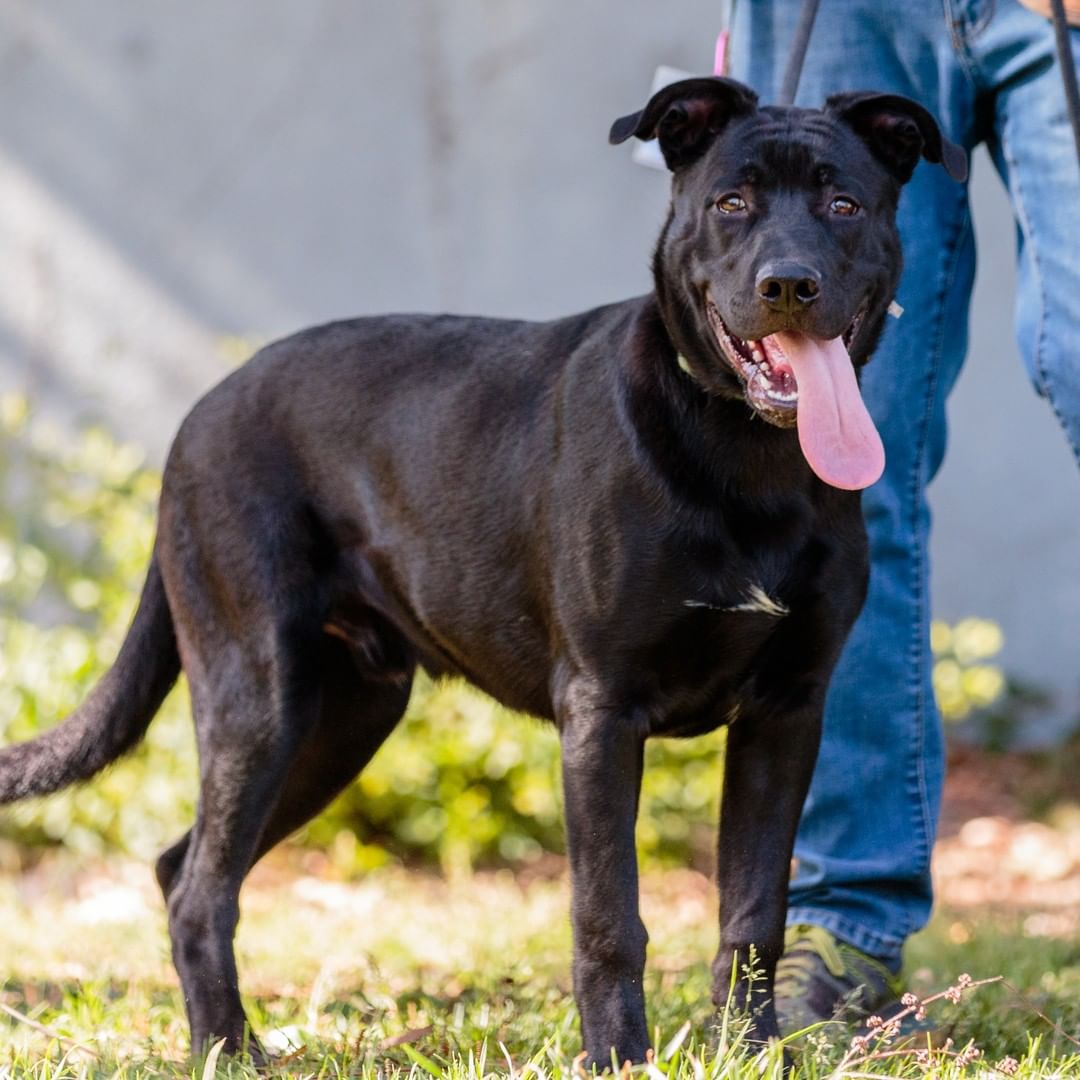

{"left": 0, "top": 999, "right": 96, "bottom": 1056}
{"left": 200, "top": 1036, "right": 227, "bottom": 1080}
{"left": 660, "top": 1020, "right": 692, "bottom": 1062}
{"left": 380, "top": 1025, "right": 435, "bottom": 1049}
{"left": 1001, "top": 978, "right": 1080, "bottom": 1049}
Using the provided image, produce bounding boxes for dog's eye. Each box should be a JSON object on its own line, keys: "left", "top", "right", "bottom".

{"left": 830, "top": 196, "right": 860, "bottom": 217}
{"left": 716, "top": 193, "right": 747, "bottom": 214}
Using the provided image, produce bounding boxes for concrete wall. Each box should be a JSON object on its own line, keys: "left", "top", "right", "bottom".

{"left": 1, "top": 1, "right": 1077, "bottom": 736}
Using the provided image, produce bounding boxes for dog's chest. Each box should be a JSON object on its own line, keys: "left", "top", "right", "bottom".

{"left": 621, "top": 533, "right": 822, "bottom": 731}
{"left": 670, "top": 559, "right": 794, "bottom": 670}
{"left": 677, "top": 514, "right": 809, "bottom": 623}
{"left": 682, "top": 576, "right": 789, "bottom": 619}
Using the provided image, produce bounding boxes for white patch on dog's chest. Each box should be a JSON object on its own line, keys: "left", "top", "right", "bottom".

{"left": 684, "top": 582, "right": 789, "bottom": 618}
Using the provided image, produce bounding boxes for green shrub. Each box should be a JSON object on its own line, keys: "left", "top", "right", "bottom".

{"left": 0, "top": 395, "right": 197, "bottom": 858}
{"left": 931, "top": 617, "right": 1007, "bottom": 721}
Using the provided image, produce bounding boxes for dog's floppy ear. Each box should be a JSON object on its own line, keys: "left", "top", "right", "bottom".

{"left": 825, "top": 91, "right": 968, "bottom": 183}
{"left": 610, "top": 76, "right": 758, "bottom": 171}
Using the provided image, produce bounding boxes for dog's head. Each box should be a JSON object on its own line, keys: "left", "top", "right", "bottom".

{"left": 611, "top": 77, "right": 966, "bottom": 489}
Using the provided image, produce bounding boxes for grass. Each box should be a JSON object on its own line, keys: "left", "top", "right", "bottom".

{"left": 0, "top": 854, "right": 1077, "bottom": 1079}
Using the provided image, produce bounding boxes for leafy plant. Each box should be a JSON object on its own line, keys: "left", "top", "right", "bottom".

{"left": 931, "top": 617, "right": 1007, "bottom": 722}
{"left": 0, "top": 394, "right": 197, "bottom": 858}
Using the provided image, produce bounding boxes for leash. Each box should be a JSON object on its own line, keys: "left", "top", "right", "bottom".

{"left": 718, "top": 0, "right": 1080, "bottom": 170}
{"left": 713, "top": 0, "right": 819, "bottom": 100}
{"left": 778, "top": 0, "right": 821, "bottom": 105}
{"left": 1050, "top": 0, "right": 1080, "bottom": 167}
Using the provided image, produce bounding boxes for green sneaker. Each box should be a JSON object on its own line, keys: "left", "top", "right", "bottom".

{"left": 773, "top": 924, "right": 903, "bottom": 1037}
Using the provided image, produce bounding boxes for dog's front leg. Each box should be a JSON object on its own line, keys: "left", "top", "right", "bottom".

{"left": 711, "top": 696, "right": 824, "bottom": 1044}
{"left": 558, "top": 678, "right": 649, "bottom": 1068}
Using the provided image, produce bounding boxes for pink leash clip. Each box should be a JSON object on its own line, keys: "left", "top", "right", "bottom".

{"left": 714, "top": 30, "right": 730, "bottom": 76}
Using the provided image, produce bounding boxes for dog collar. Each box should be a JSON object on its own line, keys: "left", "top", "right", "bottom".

{"left": 677, "top": 353, "right": 696, "bottom": 378}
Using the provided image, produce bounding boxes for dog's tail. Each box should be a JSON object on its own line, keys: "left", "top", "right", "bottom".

{"left": 0, "top": 554, "right": 180, "bottom": 803}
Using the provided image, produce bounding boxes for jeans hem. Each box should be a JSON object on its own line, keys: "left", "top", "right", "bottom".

{"left": 785, "top": 907, "right": 906, "bottom": 973}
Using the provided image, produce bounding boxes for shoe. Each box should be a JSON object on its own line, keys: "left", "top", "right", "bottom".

{"left": 773, "top": 924, "right": 903, "bottom": 1037}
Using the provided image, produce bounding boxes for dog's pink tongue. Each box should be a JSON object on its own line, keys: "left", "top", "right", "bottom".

{"left": 767, "top": 331, "right": 885, "bottom": 490}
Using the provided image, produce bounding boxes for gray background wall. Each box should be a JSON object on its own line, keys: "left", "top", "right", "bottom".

{"left": 1, "top": 1, "right": 1077, "bottom": 737}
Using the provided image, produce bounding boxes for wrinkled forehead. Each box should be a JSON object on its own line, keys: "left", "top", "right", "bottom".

{"left": 709, "top": 105, "right": 871, "bottom": 183}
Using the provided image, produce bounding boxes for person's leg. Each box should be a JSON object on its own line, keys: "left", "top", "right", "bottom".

{"left": 728, "top": 0, "right": 976, "bottom": 979}
{"left": 976, "top": 0, "right": 1080, "bottom": 465}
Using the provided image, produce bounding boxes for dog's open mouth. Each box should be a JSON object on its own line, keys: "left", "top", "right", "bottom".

{"left": 705, "top": 294, "right": 866, "bottom": 426}
{"left": 703, "top": 292, "right": 883, "bottom": 490}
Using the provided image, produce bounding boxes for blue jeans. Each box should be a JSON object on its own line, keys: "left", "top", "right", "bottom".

{"left": 730, "top": 0, "right": 1080, "bottom": 968}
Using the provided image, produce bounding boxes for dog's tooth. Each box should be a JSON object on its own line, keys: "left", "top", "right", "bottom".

{"left": 768, "top": 387, "right": 797, "bottom": 403}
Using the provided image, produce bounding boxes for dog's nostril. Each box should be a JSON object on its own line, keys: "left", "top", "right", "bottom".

{"left": 756, "top": 267, "right": 822, "bottom": 311}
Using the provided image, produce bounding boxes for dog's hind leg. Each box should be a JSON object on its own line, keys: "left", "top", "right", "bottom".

{"left": 250, "top": 637, "right": 414, "bottom": 864}
{"left": 160, "top": 634, "right": 320, "bottom": 1058}
{"left": 156, "top": 635, "right": 414, "bottom": 902}
{"left": 149, "top": 478, "right": 348, "bottom": 1057}
{"left": 158, "top": 621, "right": 412, "bottom": 1057}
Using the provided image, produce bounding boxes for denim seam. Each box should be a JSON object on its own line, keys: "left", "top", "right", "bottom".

{"left": 943, "top": 0, "right": 984, "bottom": 86}
{"left": 900, "top": 187, "right": 969, "bottom": 944}
{"left": 1001, "top": 103, "right": 1080, "bottom": 466}
{"left": 967, "top": 0, "right": 996, "bottom": 41}
{"left": 944, "top": 0, "right": 965, "bottom": 53}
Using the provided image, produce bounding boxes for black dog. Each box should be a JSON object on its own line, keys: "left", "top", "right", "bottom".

{"left": 0, "top": 77, "right": 964, "bottom": 1064}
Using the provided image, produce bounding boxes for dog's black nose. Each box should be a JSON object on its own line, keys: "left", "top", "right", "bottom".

{"left": 755, "top": 262, "right": 821, "bottom": 313}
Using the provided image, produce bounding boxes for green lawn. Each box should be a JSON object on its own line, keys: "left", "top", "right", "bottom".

{"left": 0, "top": 854, "right": 1077, "bottom": 1079}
